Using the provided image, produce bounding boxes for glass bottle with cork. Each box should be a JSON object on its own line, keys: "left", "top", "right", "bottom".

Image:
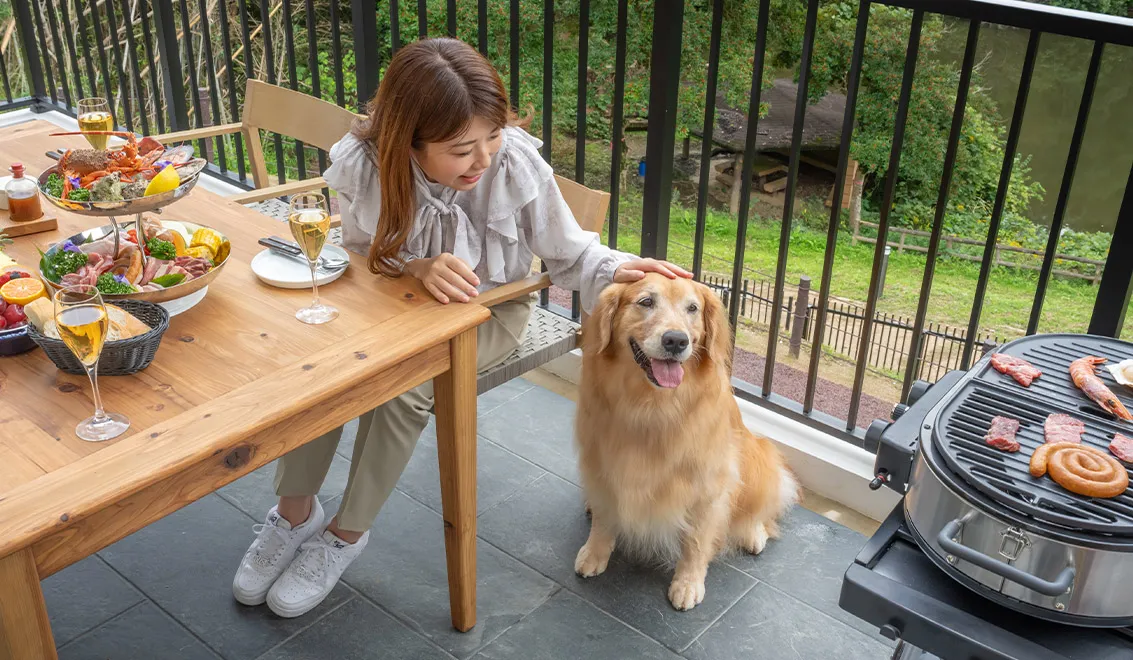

{"left": 6, "top": 163, "right": 43, "bottom": 222}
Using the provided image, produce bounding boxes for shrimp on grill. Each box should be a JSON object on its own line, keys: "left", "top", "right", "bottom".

{"left": 1070, "top": 356, "right": 1133, "bottom": 421}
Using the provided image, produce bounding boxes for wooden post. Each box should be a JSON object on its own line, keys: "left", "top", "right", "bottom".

{"left": 789, "top": 276, "right": 810, "bottom": 358}
{"left": 849, "top": 174, "right": 863, "bottom": 245}
{"left": 433, "top": 328, "right": 478, "bottom": 632}
{"left": 682, "top": 135, "right": 691, "bottom": 159}
{"left": 0, "top": 549, "right": 57, "bottom": 660}
{"left": 197, "top": 87, "right": 214, "bottom": 162}
{"left": 729, "top": 154, "right": 743, "bottom": 217}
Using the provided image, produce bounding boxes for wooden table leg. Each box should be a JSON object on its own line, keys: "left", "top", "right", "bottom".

{"left": 0, "top": 548, "right": 57, "bottom": 660}
{"left": 433, "top": 328, "right": 478, "bottom": 632}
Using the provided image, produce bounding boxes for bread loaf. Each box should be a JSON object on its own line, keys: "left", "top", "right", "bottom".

{"left": 106, "top": 305, "right": 151, "bottom": 339}
{"left": 23, "top": 297, "right": 53, "bottom": 333}
{"left": 27, "top": 299, "right": 149, "bottom": 341}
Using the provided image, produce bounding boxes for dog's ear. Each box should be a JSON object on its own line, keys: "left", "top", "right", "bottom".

{"left": 585, "top": 283, "right": 623, "bottom": 355}
{"left": 700, "top": 283, "right": 733, "bottom": 372}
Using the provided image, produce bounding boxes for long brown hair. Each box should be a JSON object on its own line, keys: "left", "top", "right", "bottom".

{"left": 354, "top": 38, "right": 519, "bottom": 277}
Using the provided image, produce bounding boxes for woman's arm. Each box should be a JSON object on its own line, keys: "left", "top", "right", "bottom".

{"left": 523, "top": 178, "right": 689, "bottom": 312}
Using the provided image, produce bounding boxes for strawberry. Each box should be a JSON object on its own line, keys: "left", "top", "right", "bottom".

{"left": 3, "top": 303, "right": 24, "bottom": 326}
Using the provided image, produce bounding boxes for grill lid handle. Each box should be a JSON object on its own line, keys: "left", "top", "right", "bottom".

{"left": 937, "top": 520, "right": 1075, "bottom": 598}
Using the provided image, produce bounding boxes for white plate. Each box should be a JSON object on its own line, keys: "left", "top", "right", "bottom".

{"left": 251, "top": 245, "right": 350, "bottom": 289}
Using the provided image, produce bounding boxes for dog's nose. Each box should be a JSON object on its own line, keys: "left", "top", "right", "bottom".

{"left": 661, "top": 330, "right": 690, "bottom": 355}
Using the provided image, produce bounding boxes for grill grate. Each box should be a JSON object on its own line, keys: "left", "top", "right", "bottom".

{"left": 933, "top": 334, "right": 1133, "bottom": 536}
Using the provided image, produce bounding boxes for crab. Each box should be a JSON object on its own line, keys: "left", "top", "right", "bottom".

{"left": 53, "top": 131, "right": 170, "bottom": 195}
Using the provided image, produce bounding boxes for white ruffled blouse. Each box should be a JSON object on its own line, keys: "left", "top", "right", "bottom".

{"left": 322, "top": 126, "right": 634, "bottom": 312}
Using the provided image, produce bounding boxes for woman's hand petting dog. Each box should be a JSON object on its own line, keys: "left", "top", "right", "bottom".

{"left": 613, "top": 259, "right": 692, "bottom": 283}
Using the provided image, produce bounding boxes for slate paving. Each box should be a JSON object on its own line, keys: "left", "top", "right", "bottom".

{"left": 47, "top": 381, "right": 894, "bottom": 659}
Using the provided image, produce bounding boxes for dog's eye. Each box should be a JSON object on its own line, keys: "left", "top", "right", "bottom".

{"left": 687, "top": 303, "right": 699, "bottom": 313}
{"left": 638, "top": 297, "right": 654, "bottom": 308}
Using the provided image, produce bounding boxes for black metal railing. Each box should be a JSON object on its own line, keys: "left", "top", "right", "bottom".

{"left": 3, "top": 0, "right": 1133, "bottom": 447}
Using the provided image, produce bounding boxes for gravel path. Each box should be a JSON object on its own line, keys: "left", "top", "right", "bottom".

{"left": 548, "top": 286, "right": 895, "bottom": 429}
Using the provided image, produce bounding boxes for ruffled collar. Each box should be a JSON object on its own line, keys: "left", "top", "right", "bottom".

{"left": 402, "top": 139, "right": 521, "bottom": 285}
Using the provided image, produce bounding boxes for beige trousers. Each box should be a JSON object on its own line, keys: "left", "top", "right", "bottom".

{"left": 273, "top": 296, "right": 535, "bottom": 532}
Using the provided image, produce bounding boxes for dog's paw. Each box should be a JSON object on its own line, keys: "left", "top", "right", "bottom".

{"left": 668, "top": 577, "right": 706, "bottom": 611}
{"left": 574, "top": 543, "right": 611, "bottom": 578}
{"left": 744, "top": 522, "right": 770, "bottom": 555}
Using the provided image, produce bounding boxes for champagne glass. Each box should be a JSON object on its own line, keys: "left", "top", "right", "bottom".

{"left": 77, "top": 98, "right": 114, "bottom": 150}
{"left": 288, "top": 192, "right": 338, "bottom": 324}
{"left": 54, "top": 285, "right": 130, "bottom": 442}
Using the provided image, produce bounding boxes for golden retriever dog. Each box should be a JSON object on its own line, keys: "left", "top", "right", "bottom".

{"left": 574, "top": 274, "right": 798, "bottom": 611}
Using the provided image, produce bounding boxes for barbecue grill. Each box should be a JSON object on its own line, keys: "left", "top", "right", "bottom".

{"left": 861, "top": 333, "right": 1133, "bottom": 628}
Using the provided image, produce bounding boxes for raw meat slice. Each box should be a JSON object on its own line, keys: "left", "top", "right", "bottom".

{"left": 990, "top": 353, "right": 1042, "bottom": 387}
{"left": 985, "top": 416, "right": 1021, "bottom": 452}
{"left": 1044, "top": 413, "right": 1085, "bottom": 445}
{"left": 1110, "top": 434, "right": 1133, "bottom": 463}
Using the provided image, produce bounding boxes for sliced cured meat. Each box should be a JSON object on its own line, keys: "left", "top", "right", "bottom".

{"left": 985, "top": 416, "right": 1021, "bottom": 452}
{"left": 1110, "top": 434, "right": 1133, "bottom": 463}
{"left": 1044, "top": 413, "right": 1085, "bottom": 445}
{"left": 173, "top": 256, "right": 210, "bottom": 279}
{"left": 990, "top": 353, "right": 1042, "bottom": 387}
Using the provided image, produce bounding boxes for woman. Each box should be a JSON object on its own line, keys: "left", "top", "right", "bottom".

{"left": 232, "top": 37, "right": 690, "bottom": 618}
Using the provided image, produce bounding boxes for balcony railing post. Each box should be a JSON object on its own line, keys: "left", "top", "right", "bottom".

{"left": 151, "top": 0, "right": 189, "bottom": 131}
{"left": 1088, "top": 161, "right": 1133, "bottom": 338}
{"left": 639, "top": 0, "right": 684, "bottom": 259}
{"left": 10, "top": 0, "right": 47, "bottom": 109}
{"left": 351, "top": 0, "right": 381, "bottom": 111}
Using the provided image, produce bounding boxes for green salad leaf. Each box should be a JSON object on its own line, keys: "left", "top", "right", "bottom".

{"left": 150, "top": 273, "right": 185, "bottom": 288}
{"left": 146, "top": 237, "right": 176, "bottom": 261}
{"left": 43, "top": 173, "right": 64, "bottom": 198}
{"left": 96, "top": 273, "right": 136, "bottom": 295}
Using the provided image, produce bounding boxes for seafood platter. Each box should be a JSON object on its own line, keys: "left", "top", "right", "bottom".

{"left": 35, "top": 131, "right": 228, "bottom": 314}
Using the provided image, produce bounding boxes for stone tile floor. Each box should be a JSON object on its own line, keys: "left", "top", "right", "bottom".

{"left": 46, "top": 378, "right": 895, "bottom": 660}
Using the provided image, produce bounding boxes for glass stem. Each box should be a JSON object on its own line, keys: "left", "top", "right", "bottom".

{"left": 86, "top": 363, "right": 108, "bottom": 423}
{"left": 309, "top": 260, "right": 321, "bottom": 307}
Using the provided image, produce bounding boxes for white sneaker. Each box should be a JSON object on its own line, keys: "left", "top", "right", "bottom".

{"left": 232, "top": 498, "right": 325, "bottom": 606}
{"left": 266, "top": 529, "right": 369, "bottom": 618}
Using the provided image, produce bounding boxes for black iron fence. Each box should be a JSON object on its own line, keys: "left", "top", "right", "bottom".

{"left": 702, "top": 274, "right": 1005, "bottom": 384}
{"left": 2, "top": 0, "right": 1132, "bottom": 446}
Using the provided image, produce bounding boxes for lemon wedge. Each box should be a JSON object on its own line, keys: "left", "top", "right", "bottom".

{"left": 145, "top": 165, "right": 180, "bottom": 197}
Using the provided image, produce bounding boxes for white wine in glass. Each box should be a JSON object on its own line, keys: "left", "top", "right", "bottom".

{"left": 55, "top": 285, "right": 130, "bottom": 442}
{"left": 288, "top": 192, "right": 338, "bottom": 324}
{"left": 77, "top": 98, "right": 114, "bottom": 150}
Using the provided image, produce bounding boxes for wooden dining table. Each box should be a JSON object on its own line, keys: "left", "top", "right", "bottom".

{"left": 0, "top": 119, "right": 490, "bottom": 659}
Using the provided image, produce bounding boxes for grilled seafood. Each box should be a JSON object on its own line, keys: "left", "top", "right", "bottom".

{"left": 56, "top": 131, "right": 165, "bottom": 187}
{"left": 44, "top": 132, "right": 201, "bottom": 201}
{"left": 1070, "top": 356, "right": 1133, "bottom": 421}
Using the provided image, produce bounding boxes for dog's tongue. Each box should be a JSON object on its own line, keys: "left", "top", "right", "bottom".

{"left": 650, "top": 359, "right": 684, "bottom": 388}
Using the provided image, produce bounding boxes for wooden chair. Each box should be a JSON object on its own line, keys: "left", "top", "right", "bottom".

{"left": 151, "top": 78, "right": 363, "bottom": 206}
{"left": 472, "top": 175, "right": 610, "bottom": 393}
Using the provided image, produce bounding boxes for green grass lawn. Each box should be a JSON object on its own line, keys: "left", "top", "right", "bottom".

{"left": 549, "top": 138, "right": 1125, "bottom": 340}
{"left": 607, "top": 192, "right": 1129, "bottom": 341}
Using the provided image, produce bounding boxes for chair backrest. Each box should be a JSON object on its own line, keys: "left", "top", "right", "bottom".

{"left": 240, "top": 79, "right": 364, "bottom": 188}
{"left": 554, "top": 174, "right": 610, "bottom": 235}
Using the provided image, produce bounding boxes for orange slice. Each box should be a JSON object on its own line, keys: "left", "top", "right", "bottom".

{"left": 1, "top": 277, "right": 46, "bottom": 305}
